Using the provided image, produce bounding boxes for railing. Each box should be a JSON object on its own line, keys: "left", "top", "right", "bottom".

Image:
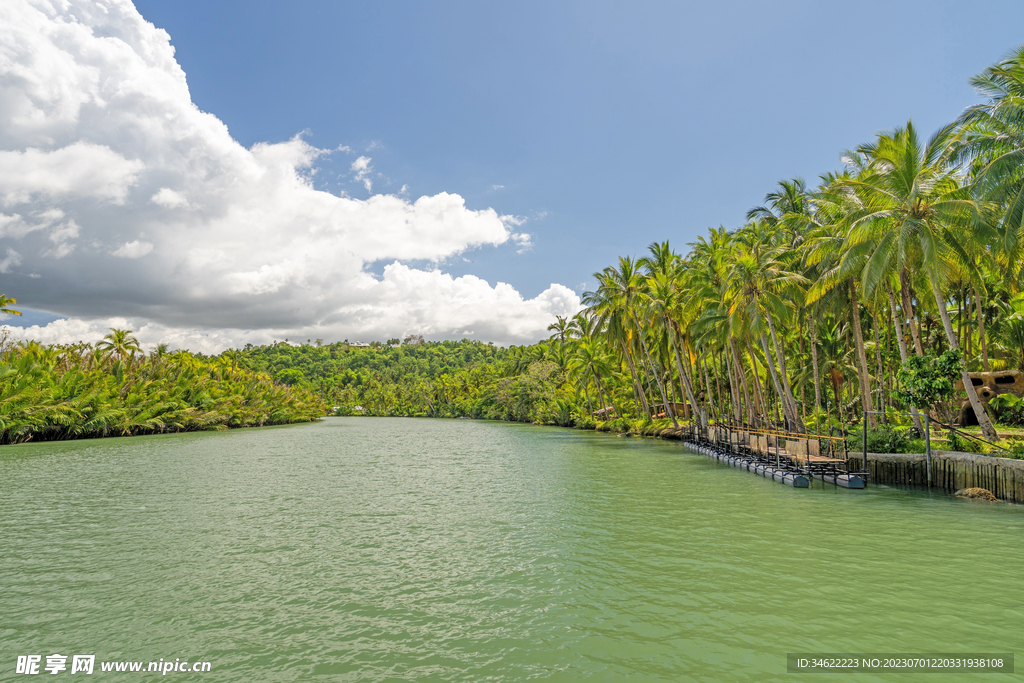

{"left": 685, "top": 420, "right": 858, "bottom": 478}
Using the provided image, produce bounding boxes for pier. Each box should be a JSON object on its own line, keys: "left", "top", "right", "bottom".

{"left": 684, "top": 423, "right": 866, "bottom": 490}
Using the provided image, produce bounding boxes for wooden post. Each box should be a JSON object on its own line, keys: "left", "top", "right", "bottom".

{"left": 862, "top": 411, "right": 868, "bottom": 479}
{"left": 925, "top": 414, "right": 932, "bottom": 488}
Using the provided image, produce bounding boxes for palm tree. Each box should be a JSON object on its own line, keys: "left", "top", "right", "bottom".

{"left": 843, "top": 121, "right": 999, "bottom": 438}
{"left": 0, "top": 293, "right": 21, "bottom": 317}
{"left": 97, "top": 328, "right": 142, "bottom": 363}
{"left": 725, "top": 222, "right": 808, "bottom": 432}
{"left": 950, "top": 45, "right": 1024, "bottom": 283}
{"left": 586, "top": 257, "right": 665, "bottom": 419}
{"left": 546, "top": 316, "right": 570, "bottom": 346}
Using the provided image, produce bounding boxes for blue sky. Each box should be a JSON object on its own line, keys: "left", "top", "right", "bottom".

{"left": 4, "top": 0, "right": 1024, "bottom": 349}
{"left": 133, "top": 0, "right": 1024, "bottom": 297}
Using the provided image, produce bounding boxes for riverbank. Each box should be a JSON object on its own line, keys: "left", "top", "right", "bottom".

{"left": 846, "top": 450, "right": 1024, "bottom": 503}
{"left": 581, "top": 417, "right": 1024, "bottom": 502}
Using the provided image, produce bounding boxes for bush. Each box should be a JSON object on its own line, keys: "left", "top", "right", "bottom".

{"left": 1004, "top": 439, "right": 1024, "bottom": 460}
{"left": 947, "top": 429, "right": 968, "bottom": 453}
{"left": 892, "top": 350, "right": 962, "bottom": 410}
{"left": 574, "top": 413, "right": 597, "bottom": 430}
{"left": 989, "top": 393, "right": 1024, "bottom": 426}
{"left": 849, "top": 424, "right": 915, "bottom": 454}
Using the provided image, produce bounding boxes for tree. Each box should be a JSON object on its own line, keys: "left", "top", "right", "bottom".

{"left": 0, "top": 293, "right": 21, "bottom": 317}
{"left": 843, "top": 121, "right": 999, "bottom": 439}
{"left": 894, "top": 350, "right": 962, "bottom": 411}
{"left": 950, "top": 45, "right": 1024, "bottom": 282}
{"left": 97, "top": 328, "right": 142, "bottom": 362}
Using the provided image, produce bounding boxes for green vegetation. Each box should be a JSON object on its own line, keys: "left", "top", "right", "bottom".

{"left": 230, "top": 47, "right": 1024, "bottom": 450}
{"left": 0, "top": 329, "right": 324, "bottom": 444}
{"left": 894, "top": 350, "right": 963, "bottom": 410}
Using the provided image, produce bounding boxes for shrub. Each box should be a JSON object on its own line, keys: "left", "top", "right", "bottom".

{"left": 848, "top": 424, "right": 914, "bottom": 454}
{"left": 1004, "top": 439, "right": 1024, "bottom": 460}
{"left": 947, "top": 429, "right": 968, "bottom": 453}
{"left": 574, "top": 413, "right": 597, "bottom": 430}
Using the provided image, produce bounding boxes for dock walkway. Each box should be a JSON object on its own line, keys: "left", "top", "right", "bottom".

{"left": 685, "top": 424, "right": 866, "bottom": 490}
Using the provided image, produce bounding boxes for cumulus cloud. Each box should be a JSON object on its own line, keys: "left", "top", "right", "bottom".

{"left": 0, "top": 0, "right": 579, "bottom": 350}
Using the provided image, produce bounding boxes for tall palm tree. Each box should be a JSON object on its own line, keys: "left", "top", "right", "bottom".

{"left": 725, "top": 222, "right": 808, "bottom": 432}
{"left": 950, "top": 45, "right": 1024, "bottom": 283}
{"left": 586, "top": 257, "right": 674, "bottom": 420}
{"left": 844, "top": 121, "right": 999, "bottom": 438}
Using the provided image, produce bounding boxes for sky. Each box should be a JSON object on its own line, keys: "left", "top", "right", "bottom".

{"left": 2, "top": 0, "right": 1024, "bottom": 352}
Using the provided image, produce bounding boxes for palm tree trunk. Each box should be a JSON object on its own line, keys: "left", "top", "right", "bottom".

{"left": 620, "top": 339, "right": 650, "bottom": 418}
{"left": 634, "top": 316, "right": 678, "bottom": 427}
{"left": 849, "top": 282, "right": 876, "bottom": 428}
{"left": 872, "top": 321, "right": 885, "bottom": 416}
{"left": 974, "top": 285, "right": 990, "bottom": 372}
{"left": 759, "top": 331, "right": 795, "bottom": 428}
{"left": 670, "top": 329, "right": 702, "bottom": 428}
{"left": 763, "top": 311, "right": 805, "bottom": 431}
{"left": 745, "top": 336, "right": 766, "bottom": 425}
{"left": 593, "top": 372, "right": 613, "bottom": 421}
{"left": 701, "top": 353, "right": 717, "bottom": 423}
{"left": 725, "top": 346, "right": 741, "bottom": 422}
{"left": 929, "top": 279, "right": 998, "bottom": 440}
{"left": 730, "top": 339, "right": 753, "bottom": 425}
{"left": 900, "top": 268, "right": 925, "bottom": 355}
{"left": 809, "top": 315, "right": 822, "bottom": 412}
{"left": 957, "top": 290, "right": 964, "bottom": 353}
{"left": 713, "top": 350, "right": 726, "bottom": 419}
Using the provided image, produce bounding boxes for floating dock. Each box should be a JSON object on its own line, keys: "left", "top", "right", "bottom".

{"left": 683, "top": 425, "right": 866, "bottom": 490}
{"left": 686, "top": 441, "right": 809, "bottom": 487}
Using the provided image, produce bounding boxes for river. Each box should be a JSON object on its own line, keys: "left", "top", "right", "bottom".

{"left": 2, "top": 417, "right": 1021, "bottom": 681}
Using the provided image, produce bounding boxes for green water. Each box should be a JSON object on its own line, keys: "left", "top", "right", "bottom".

{"left": 2, "top": 417, "right": 1022, "bottom": 682}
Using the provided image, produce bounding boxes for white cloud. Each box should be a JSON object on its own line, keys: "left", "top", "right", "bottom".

{"left": 5, "top": 270, "right": 580, "bottom": 354}
{"left": 111, "top": 239, "right": 153, "bottom": 258}
{"left": 350, "top": 155, "right": 373, "bottom": 192}
{"left": 0, "top": 0, "right": 579, "bottom": 350}
{"left": 491, "top": 184, "right": 504, "bottom": 190}
{"left": 46, "top": 219, "right": 79, "bottom": 258}
{"left": 511, "top": 232, "right": 533, "bottom": 253}
{"left": 0, "top": 144, "right": 143, "bottom": 206}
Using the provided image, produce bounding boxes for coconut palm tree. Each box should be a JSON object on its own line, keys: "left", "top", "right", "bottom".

{"left": 950, "top": 45, "right": 1024, "bottom": 283}
{"left": 725, "top": 222, "right": 808, "bottom": 432}
{"left": 97, "top": 328, "right": 142, "bottom": 363}
{"left": 843, "top": 120, "right": 999, "bottom": 438}
{"left": 0, "top": 293, "right": 21, "bottom": 317}
{"left": 586, "top": 257, "right": 668, "bottom": 419}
